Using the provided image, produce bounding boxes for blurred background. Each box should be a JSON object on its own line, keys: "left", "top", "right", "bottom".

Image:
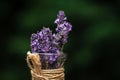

{"left": 0, "top": 0, "right": 120, "bottom": 80}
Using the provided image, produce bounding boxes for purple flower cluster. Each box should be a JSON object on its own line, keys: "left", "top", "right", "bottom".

{"left": 30, "top": 11, "right": 72, "bottom": 69}
{"left": 54, "top": 11, "right": 72, "bottom": 48}
{"left": 31, "top": 27, "right": 53, "bottom": 53}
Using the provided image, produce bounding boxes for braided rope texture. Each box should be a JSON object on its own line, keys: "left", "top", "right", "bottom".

{"left": 26, "top": 52, "right": 64, "bottom": 80}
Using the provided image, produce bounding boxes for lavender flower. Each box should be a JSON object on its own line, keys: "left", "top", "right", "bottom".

{"left": 54, "top": 11, "right": 72, "bottom": 47}
{"left": 31, "top": 27, "right": 53, "bottom": 53}
{"left": 31, "top": 27, "right": 60, "bottom": 68}
{"left": 30, "top": 11, "right": 72, "bottom": 69}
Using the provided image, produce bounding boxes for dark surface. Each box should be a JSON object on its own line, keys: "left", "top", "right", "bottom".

{"left": 0, "top": 0, "right": 120, "bottom": 80}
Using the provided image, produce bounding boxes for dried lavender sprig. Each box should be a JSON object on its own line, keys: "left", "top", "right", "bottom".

{"left": 30, "top": 11, "right": 72, "bottom": 69}
{"left": 31, "top": 27, "right": 53, "bottom": 53}
{"left": 54, "top": 11, "right": 72, "bottom": 49}
{"left": 31, "top": 27, "right": 60, "bottom": 68}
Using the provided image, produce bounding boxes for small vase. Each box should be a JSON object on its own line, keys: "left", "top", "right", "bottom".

{"left": 26, "top": 51, "right": 66, "bottom": 80}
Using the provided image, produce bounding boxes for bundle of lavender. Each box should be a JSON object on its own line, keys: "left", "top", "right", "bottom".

{"left": 27, "top": 11, "right": 72, "bottom": 80}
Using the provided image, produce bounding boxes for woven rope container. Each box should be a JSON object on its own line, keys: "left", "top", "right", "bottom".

{"left": 26, "top": 52, "right": 65, "bottom": 80}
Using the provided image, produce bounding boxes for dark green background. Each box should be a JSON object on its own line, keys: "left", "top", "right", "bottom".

{"left": 0, "top": 0, "right": 120, "bottom": 80}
